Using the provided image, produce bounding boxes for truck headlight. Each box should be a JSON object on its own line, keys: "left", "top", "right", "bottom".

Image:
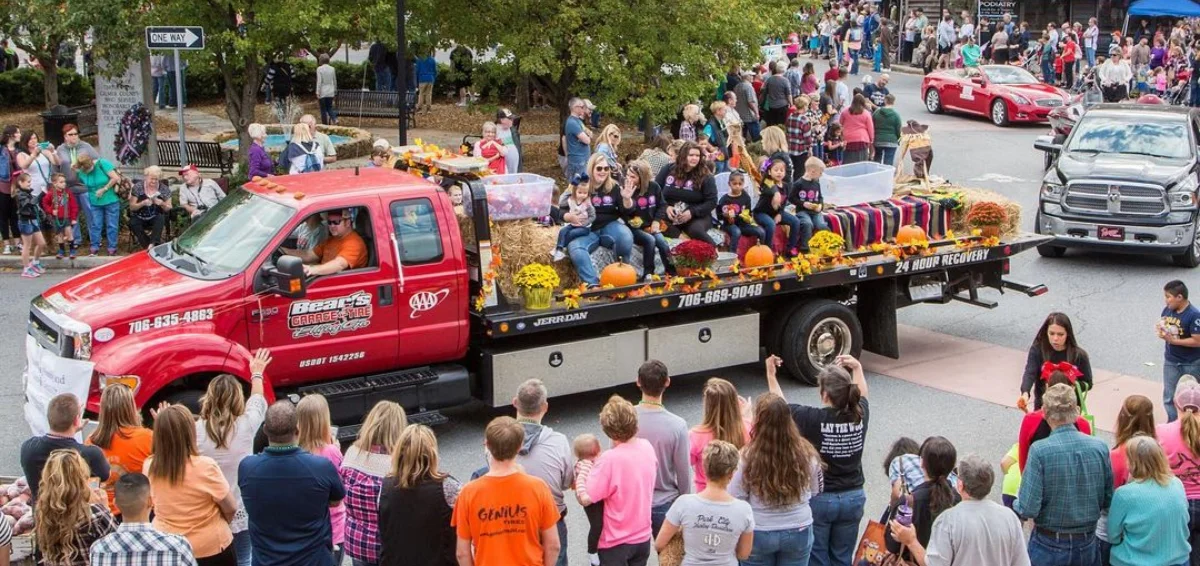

{"left": 1169, "top": 177, "right": 1199, "bottom": 210}
{"left": 1041, "top": 182, "right": 1065, "bottom": 202}
{"left": 64, "top": 329, "right": 92, "bottom": 361}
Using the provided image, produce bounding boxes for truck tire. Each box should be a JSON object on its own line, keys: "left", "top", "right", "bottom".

{"left": 161, "top": 389, "right": 204, "bottom": 414}
{"left": 1037, "top": 244, "right": 1066, "bottom": 258}
{"left": 1172, "top": 223, "right": 1200, "bottom": 268}
{"left": 779, "top": 299, "right": 863, "bottom": 386}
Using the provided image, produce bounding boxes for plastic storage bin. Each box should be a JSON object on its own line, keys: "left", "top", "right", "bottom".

{"left": 820, "top": 162, "right": 895, "bottom": 207}
{"left": 464, "top": 173, "right": 555, "bottom": 221}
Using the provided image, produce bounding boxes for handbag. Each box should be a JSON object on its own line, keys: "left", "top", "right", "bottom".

{"left": 854, "top": 517, "right": 917, "bottom": 566}
{"left": 1077, "top": 381, "right": 1095, "bottom": 433}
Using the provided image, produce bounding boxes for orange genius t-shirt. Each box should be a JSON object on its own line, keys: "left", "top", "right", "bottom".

{"left": 453, "top": 472, "right": 560, "bottom": 566}
{"left": 86, "top": 426, "right": 153, "bottom": 514}
{"left": 313, "top": 231, "right": 368, "bottom": 269}
{"left": 144, "top": 455, "right": 232, "bottom": 558}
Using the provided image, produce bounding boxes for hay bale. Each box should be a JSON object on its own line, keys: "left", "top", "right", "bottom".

{"left": 491, "top": 220, "right": 581, "bottom": 298}
{"left": 955, "top": 187, "right": 1022, "bottom": 237}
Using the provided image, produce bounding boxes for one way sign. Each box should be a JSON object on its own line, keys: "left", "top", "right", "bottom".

{"left": 145, "top": 27, "right": 205, "bottom": 50}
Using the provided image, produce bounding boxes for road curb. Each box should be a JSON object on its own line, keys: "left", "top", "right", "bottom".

{"left": 0, "top": 255, "right": 122, "bottom": 271}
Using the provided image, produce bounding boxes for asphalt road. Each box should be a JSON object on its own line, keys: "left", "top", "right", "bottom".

{"left": 0, "top": 61, "right": 1174, "bottom": 563}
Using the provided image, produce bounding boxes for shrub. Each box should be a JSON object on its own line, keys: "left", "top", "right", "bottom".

{"left": 0, "top": 67, "right": 94, "bottom": 108}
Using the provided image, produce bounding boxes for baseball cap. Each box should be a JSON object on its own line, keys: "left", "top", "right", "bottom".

{"left": 496, "top": 108, "right": 517, "bottom": 122}
{"left": 372, "top": 138, "right": 391, "bottom": 150}
{"left": 1176, "top": 375, "right": 1200, "bottom": 412}
{"left": 583, "top": 99, "right": 596, "bottom": 111}
{"left": 178, "top": 164, "right": 199, "bottom": 175}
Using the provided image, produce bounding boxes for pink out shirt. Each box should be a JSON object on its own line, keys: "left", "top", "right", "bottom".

{"left": 316, "top": 443, "right": 347, "bottom": 545}
{"left": 1157, "top": 421, "right": 1200, "bottom": 499}
{"left": 586, "top": 438, "right": 658, "bottom": 549}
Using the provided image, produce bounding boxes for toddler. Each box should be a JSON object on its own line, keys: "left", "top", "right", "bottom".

{"left": 573, "top": 433, "right": 605, "bottom": 566}
{"left": 752, "top": 156, "right": 804, "bottom": 256}
{"left": 1154, "top": 67, "right": 1168, "bottom": 95}
{"left": 14, "top": 173, "right": 46, "bottom": 277}
{"left": 717, "top": 170, "right": 764, "bottom": 250}
{"left": 478, "top": 121, "right": 507, "bottom": 175}
{"left": 552, "top": 176, "right": 595, "bottom": 262}
{"left": 823, "top": 123, "right": 845, "bottom": 166}
{"left": 788, "top": 157, "right": 830, "bottom": 251}
{"left": 40, "top": 173, "right": 78, "bottom": 259}
{"left": 884, "top": 436, "right": 959, "bottom": 505}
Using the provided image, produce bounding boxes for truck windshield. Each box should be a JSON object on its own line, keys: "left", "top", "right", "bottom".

{"left": 164, "top": 189, "right": 295, "bottom": 276}
{"left": 1066, "top": 115, "right": 1193, "bottom": 160}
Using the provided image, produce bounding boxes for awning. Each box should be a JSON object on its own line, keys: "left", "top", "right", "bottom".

{"left": 1128, "top": 0, "right": 1200, "bottom": 17}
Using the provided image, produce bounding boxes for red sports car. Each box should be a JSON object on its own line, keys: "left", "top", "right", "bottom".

{"left": 921, "top": 65, "right": 1070, "bottom": 126}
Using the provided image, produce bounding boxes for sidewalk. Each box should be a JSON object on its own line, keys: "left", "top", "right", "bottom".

{"left": 863, "top": 325, "right": 1166, "bottom": 433}
{"left": 0, "top": 254, "right": 119, "bottom": 271}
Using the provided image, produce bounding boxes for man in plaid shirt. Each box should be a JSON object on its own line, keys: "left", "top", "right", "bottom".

{"left": 1015, "top": 383, "right": 1112, "bottom": 565}
{"left": 786, "top": 101, "right": 815, "bottom": 173}
{"left": 90, "top": 473, "right": 196, "bottom": 566}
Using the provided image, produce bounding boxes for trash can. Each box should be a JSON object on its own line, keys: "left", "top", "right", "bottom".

{"left": 40, "top": 105, "right": 81, "bottom": 146}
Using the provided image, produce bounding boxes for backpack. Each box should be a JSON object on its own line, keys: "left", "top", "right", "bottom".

{"left": 0, "top": 148, "right": 11, "bottom": 182}
{"left": 301, "top": 144, "right": 321, "bottom": 173}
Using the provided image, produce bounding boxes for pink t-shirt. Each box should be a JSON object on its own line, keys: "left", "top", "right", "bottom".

{"left": 689, "top": 426, "right": 752, "bottom": 492}
{"left": 586, "top": 438, "right": 658, "bottom": 549}
{"left": 1157, "top": 421, "right": 1200, "bottom": 499}
{"left": 315, "top": 443, "right": 347, "bottom": 545}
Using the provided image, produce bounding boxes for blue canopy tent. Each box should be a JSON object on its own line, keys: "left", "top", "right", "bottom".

{"left": 1123, "top": 0, "right": 1200, "bottom": 35}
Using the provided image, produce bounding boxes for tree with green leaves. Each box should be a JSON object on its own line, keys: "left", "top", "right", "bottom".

{"left": 431, "top": 0, "right": 805, "bottom": 126}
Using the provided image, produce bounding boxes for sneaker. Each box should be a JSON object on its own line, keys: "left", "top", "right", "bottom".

{"left": 88, "top": 249, "right": 98, "bottom": 257}
{"left": 2, "top": 245, "right": 11, "bottom": 255}
{"left": 551, "top": 249, "right": 566, "bottom": 262}
{"left": 55, "top": 250, "right": 64, "bottom": 260}
{"left": 642, "top": 274, "right": 655, "bottom": 282}
{"left": 107, "top": 249, "right": 118, "bottom": 256}
{"left": 588, "top": 553, "right": 600, "bottom": 566}
{"left": 20, "top": 267, "right": 37, "bottom": 278}
{"left": 69, "top": 249, "right": 77, "bottom": 260}
{"left": 32, "top": 262, "right": 45, "bottom": 274}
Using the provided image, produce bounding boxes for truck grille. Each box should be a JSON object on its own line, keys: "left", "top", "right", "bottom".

{"left": 1063, "top": 182, "right": 1166, "bottom": 216}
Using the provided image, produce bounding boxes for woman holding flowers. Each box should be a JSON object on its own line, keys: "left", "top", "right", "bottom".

{"left": 655, "top": 141, "right": 718, "bottom": 246}
{"left": 623, "top": 160, "right": 674, "bottom": 280}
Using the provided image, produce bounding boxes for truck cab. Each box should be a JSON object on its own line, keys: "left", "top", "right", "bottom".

{"left": 26, "top": 168, "right": 474, "bottom": 422}
{"left": 1036, "top": 104, "right": 1200, "bottom": 267}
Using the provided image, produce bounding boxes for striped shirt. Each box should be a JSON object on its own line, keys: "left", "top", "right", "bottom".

{"left": 89, "top": 522, "right": 196, "bottom": 566}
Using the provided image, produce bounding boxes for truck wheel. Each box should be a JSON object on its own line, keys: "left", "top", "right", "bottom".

{"left": 780, "top": 300, "right": 863, "bottom": 386}
{"left": 161, "top": 389, "right": 204, "bottom": 414}
{"left": 1172, "top": 223, "right": 1200, "bottom": 268}
{"left": 1037, "top": 244, "right": 1066, "bottom": 258}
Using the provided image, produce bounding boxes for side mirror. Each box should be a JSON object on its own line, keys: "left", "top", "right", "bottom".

{"left": 1034, "top": 135, "right": 1063, "bottom": 155}
{"left": 266, "top": 255, "right": 307, "bottom": 299}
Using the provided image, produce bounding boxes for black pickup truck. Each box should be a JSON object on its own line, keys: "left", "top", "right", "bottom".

{"left": 1034, "top": 104, "right": 1200, "bottom": 267}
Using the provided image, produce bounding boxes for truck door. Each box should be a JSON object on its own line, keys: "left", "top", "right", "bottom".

{"left": 246, "top": 200, "right": 401, "bottom": 386}
{"left": 388, "top": 196, "right": 467, "bottom": 366}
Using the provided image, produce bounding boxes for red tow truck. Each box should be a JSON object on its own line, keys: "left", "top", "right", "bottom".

{"left": 25, "top": 167, "right": 1048, "bottom": 437}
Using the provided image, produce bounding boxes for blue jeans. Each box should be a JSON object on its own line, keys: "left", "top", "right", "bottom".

{"left": 631, "top": 229, "right": 674, "bottom": 276}
{"left": 89, "top": 201, "right": 119, "bottom": 252}
{"left": 796, "top": 210, "right": 828, "bottom": 251}
{"left": 742, "top": 527, "right": 813, "bottom": 566}
{"left": 745, "top": 120, "right": 762, "bottom": 142}
{"left": 556, "top": 225, "right": 591, "bottom": 250}
{"left": 755, "top": 211, "right": 804, "bottom": 253}
{"left": 651, "top": 499, "right": 675, "bottom": 538}
{"left": 849, "top": 50, "right": 860, "bottom": 75}
{"left": 233, "top": 530, "right": 252, "bottom": 566}
{"left": 1042, "top": 60, "right": 1055, "bottom": 84}
{"left": 1085, "top": 46, "right": 1097, "bottom": 68}
{"left": 565, "top": 159, "right": 588, "bottom": 187}
{"left": 374, "top": 66, "right": 393, "bottom": 91}
{"left": 874, "top": 146, "right": 897, "bottom": 166}
{"left": 1190, "top": 79, "right": 1200, "bottom": 107}
{"left": 72, "top": 192, "right": 91, "bottom": 246}
{"left": 568, "top": 222, "right": 634, "bottom": 285}
{"left": 809, "top": 488, "right": 865, "bottom": 566}
{"left": 319, "top": 97, "right": 337, "bottom": 125}
{"left": 723, "top": 221, "right": 766, "bottom": 249}
{"left": 1027, "top": 530, "right": 1100, "bottom": 566}
{"left": 555, "top": 516, "right": 568, "bottom": 566}
{"left": 153, "top": 75, "right": 166, "bottom": 108}
{"left": 1164, "top": 361, "right": 1200, "bottom": 422}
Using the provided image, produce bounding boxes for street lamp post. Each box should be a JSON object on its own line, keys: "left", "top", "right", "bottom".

{"left": 396, "top": 0, "right": 407, "bottom": 145}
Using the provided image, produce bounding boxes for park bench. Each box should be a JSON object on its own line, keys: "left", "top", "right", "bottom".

{"left": 157, "top": 140, "right": 236, "bottom": 176}
{"left": 335, "top": 89, "right": 416, "bottom": 128}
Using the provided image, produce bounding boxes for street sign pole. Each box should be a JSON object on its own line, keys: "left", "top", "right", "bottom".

{"left": 173, "top": 49, "right": 187, "bottom": 166}
{"left": 396, "top": 0, "right": 407, "bottom": 145}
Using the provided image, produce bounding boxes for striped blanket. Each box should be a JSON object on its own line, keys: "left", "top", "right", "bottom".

{"left": 821, "top": 195, "right": 952, "bottom": 250}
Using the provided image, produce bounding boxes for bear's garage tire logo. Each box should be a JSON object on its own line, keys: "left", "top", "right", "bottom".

{"left": 288, "top": 291, "right": 373, "bottom": 339}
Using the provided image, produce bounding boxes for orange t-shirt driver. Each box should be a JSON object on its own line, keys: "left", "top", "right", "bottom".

{"left": 313, "top": 231, "right": 367, "bottom": 270}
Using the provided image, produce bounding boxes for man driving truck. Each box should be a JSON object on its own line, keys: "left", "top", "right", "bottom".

{"left": 281, "top": 209, "right": 367, "bottom": 276}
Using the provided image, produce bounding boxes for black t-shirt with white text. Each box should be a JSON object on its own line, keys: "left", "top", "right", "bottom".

{"left": 790, "top": 398, "right": 869, "bottom": 492}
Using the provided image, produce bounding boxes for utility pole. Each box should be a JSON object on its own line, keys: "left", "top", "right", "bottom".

{"left": 396, "top": 0, "right": 407, "bottom": 145}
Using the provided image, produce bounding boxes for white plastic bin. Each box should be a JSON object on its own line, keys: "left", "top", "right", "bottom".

{"left": 820, "top": 162, "right": 895, "bottom": 207}
{"left": 465, "top": 173, "right": 555, "bottom": 221}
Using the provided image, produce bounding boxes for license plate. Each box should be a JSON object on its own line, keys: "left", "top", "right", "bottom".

{"left": 1097, "top": 226, "right": 1125, "bottom": 241}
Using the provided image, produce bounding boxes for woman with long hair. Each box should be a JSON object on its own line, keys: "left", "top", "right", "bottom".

{"left": 296, "top": 394, "right": 346, "bottom": 565}
{"left": 378, "top": 425, "right": 459, "bottom": 566}
{"left": 343, "top": 402, "right": 407, "bottom": 566}
{"left": 85, "top": 384, "right": 152, "bottom": 515}
{"left": 656, "top": 441, "right": 754, "bottom": 564}
{"left": 1111, "top": 395, "right": 1156, "bottom": 488}
{"left": 280, "top": 122, "right": 324, "bottom": 174}
{"left": 148, "top": 405, "right": 238, "bottom": 566}
{"left": 764, "top": 353, "right": 869, "bottom": 566}
{"left": 1017, "top": 371, "right": 1094, "bottom": 471}
{"left": 1019, "top": 312, "right": 1093, "bottom": 410}
{"left": 35, "top": 450, "right": 116, "bottom": 566}
{"left": 567, "top": 153, "right": 635, "bottom": 288}
{"left": 623, "top": 160, "right": 674, "bottom": 280}
{"left": 195, "top": 350, "right": 270, "bottom": 566}
{"left": 0, "top": 125, "right": 21, "bottom": 254}
{"left": 729, "top": 392, "right": 823, "bottom": 565}
{"left": 838, "top": 94, "right": 874, "bottom": 164}
{"left": 595, "top": 125, "right": 624, "bottom": 181}
{"left": 801, "top": 62, "right": 819, "bottom": 95}
{"left": 689, "top": 378, "right": 750, "bottom": 491}
{"left": 1108, "top": 436, "right": 1190, "bottom": 566}
{"left": 760, "top": 125, "right": 794, "bottom": 186}
{"left": 1156, "top": 375, "right": 1200, "bottom": 565}
{"left": 904, "top": 437, "right": 958, "bottom": 550}
{"left": 655, "top": 141, "right": 719, "bottom": 246}
{"left": 16, "top": 130, "right": 58, "bottom": 198}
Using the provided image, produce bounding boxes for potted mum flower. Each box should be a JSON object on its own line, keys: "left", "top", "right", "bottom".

{"left": 671, "top": 240, "right": 718, "bottom": 276}
{"left": 513, "top": 263, "right": 560, "bottom": 310}
{"left": 966, "top": 202, "right": 1008, "bottom": 238}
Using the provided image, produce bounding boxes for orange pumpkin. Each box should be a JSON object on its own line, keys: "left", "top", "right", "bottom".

{"left": 895, "top": 225, "right": 928, "bottom": 246}
{"left": 744, "top": 244, "right": 775, "bottom": 268}
{"left": 600, "top": 261, "right": 639, "bottom": 287}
